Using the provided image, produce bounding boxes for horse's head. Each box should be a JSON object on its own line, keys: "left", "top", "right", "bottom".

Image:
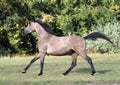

{"left": 24, "top": 22, "right": 36, "bottom": 34}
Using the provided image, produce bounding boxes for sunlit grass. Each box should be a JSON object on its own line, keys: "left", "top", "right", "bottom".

{"left": 0, "top": 54, "right": 120, "bottom": 85}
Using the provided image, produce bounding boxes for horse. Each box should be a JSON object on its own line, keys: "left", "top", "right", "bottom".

{"left": 22, "top": 22, "right": 113, "bottom": 76}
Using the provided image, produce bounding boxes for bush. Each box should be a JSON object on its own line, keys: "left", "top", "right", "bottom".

{"left": 0, "top": 45, "right": 11, "bottom": 57}
{"left": 86, "top": 19, "right": 120, "bottom": 53}
{"left": 0, "top": 0, "right": 119, "bottom": 56}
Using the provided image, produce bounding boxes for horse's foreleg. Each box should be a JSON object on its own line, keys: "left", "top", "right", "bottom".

{"left": 86, "top": 56, "right": 96, "bottom": 75}
{"left": 63, "top": 53, "right": 78, "bottom": 76}
{"left": 37, "top": 55, "right": 45, "bottom": 76}
{"left": 22, "top": 54, "right": 40, "bottom": 73}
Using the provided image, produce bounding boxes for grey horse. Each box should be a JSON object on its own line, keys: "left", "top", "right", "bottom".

{"left": 22, "top": 22, "right": 113, "bottom": 76}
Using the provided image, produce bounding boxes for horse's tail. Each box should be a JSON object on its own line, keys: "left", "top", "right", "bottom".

{"left": 84, "top": 32, "right": 113, "bottom": 44}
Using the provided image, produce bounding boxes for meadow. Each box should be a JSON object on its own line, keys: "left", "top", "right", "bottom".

{"left": 0, "top": 54, "right": 120, "bottom": 85}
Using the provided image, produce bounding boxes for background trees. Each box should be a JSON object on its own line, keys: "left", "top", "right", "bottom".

{"left": 0, "top": 0, "right": 120, "bottom": 56}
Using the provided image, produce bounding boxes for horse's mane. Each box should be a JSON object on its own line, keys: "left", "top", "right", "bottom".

{"left": 37, "top": 21, "right": 54, "bottom": 34}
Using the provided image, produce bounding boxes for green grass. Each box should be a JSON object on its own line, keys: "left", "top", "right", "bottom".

{"left": 0, "top": 54, "right": 120, "bottom": 85}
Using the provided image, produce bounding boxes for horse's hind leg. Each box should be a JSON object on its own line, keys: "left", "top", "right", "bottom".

{"left": 86, "top": 56, "right": 96, "bottom": 75}
{"left": 63, "top": 53, "right": 78, "bottom": 75}
{"left": 79, "top": 51, "right": 96, "bottom": 75}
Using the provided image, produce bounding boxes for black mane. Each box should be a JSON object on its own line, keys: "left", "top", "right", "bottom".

{"left": 38, "top": 22, "right": 54, "bottom": 34}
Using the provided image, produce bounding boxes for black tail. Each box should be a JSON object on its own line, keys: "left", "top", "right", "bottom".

{"left": 84, "top": 32, "right": 113, "bottom": 44}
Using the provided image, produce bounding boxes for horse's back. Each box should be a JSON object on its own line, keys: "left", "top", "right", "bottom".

{"left": 49, "top": 35, "right": 85, "bottom": 47}
{"left": 69, "top": 35, "right": 86, "bottom": 48}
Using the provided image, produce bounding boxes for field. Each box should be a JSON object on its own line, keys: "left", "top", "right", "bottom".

{"left": 0, "top": 54, "right": 120, "bottom": 85}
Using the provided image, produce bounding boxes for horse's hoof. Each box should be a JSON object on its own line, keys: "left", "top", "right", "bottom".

{"left": 22, "top": 70, "right": 26, "bottom": 74}
{"left": 62, "top": 72, "right": 68, "bottom": 76}
{"left": 37, "top": 73, "right": 43, "bottom": 76}
{"left": 91, "top": 71, "right": 96, "bottom": 75}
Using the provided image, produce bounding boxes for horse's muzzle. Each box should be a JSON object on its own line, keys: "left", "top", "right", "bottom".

{"left": 24, "top": 29, "right": 30, "bottom": 34}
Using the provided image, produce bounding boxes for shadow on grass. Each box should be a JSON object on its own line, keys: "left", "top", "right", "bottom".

{"left": 72, "top": 68, "right": 90, "bottom": 73}
{"left": 72, "top": 68, "right": 112, "bottom": 74}
{"left": 97, "top": 70, "right": 112, "bottom": 74}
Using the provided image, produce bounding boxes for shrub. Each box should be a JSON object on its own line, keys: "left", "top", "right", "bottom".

{"left": 0, "top": 0, "right": 119, "bottom": 56}
{"left": 86, "top": 19, "right": 120, "bottom": 53}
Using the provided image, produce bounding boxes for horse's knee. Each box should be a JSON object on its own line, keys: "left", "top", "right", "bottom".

{"left": 74, "top": 62, "right": 77, "bottom": 66}
{"left": 72, "top": 62, "right": 77, "bottom": 67}
{"left": 71, "top": 61, "right": 77, "bottom": 67}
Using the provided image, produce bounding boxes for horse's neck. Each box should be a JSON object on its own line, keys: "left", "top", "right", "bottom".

{"left": 35, "top": 24, "right": 50, "bottom": 42}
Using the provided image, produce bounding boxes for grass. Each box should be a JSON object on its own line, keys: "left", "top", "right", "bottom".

{"left": 0, "top": 54, "right": 120, "bottom": 85}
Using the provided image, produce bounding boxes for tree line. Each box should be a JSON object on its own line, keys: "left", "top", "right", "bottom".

{"left": 0, "top": 0, "right": 120, "bottom": 57}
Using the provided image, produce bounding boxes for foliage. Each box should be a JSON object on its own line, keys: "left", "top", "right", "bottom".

{"left": 86, "top": 19, "right": 120, "bottom": 53}
{"left": 0, "top": 0, "right": 120, "bottom": 56}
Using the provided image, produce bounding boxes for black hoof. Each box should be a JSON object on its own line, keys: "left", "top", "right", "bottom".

{"left": 62, "top": 72, "right": 68, "bottom": 76}
{"left": 91, "top": 71, "right": 96, "bottom": 75}
{"left": 37, "top": 73, "right": 43, "bottom": 76}
{"left": 22, "top": 70, "right": 26, "bottom": 73}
